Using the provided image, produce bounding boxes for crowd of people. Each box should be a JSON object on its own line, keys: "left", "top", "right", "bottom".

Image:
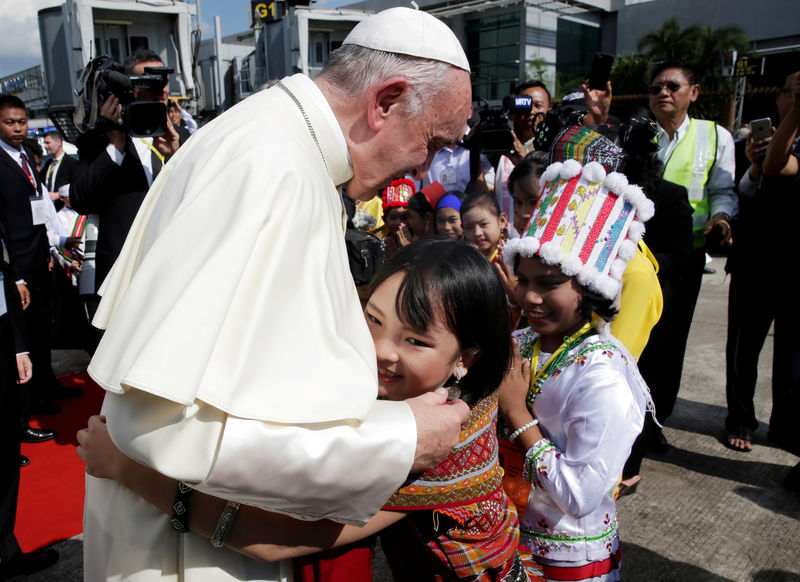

{"left": 1, "top": 6, "right": 798, "bottom": 580}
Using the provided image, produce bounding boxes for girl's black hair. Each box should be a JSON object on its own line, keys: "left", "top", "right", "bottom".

{"left": 369, "top": 238, "right": 512, "bottom": 404}
{"left": 460, "top": 191, "right": 501, "bottom": 219}
{"left": 407, "top": 191, "right": 434, "bottom": 216}
{"left": 579, "top": 287, "right": 618, "bottom": 322}
{"left": 507, "top": 150, "right": 548, "bottom": 194}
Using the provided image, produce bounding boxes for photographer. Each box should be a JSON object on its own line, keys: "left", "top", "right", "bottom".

{"left": 70, "top": 49, "right": 186, "bottom": 293}
{"left": 494, "top": 81, "right": 551, "bottom": 237}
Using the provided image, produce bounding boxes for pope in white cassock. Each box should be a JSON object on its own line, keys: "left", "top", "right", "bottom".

{"left": 80, "top": 7, "right": 475, "bottom": 581}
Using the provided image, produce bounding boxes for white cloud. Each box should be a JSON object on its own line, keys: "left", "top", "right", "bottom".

{"left": 0, "top": 0, "right": 59, "bottom": 77}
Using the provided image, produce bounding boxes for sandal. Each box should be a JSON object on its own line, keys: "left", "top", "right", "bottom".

{"left": 617, "top": 475, "right": 642, "bottom": 498}
{"left": 724, "top": 428, "right": 753, "bottom": 452}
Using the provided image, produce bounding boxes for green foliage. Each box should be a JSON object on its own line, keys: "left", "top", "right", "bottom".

{"left": 555, "top": 72, "right": 586, "bottom": 101}
{"left": 525, "top": 57, "right": 548, "bottom": 82}
{"left": 612, "top": 17, "right": 752, "bottom": 123}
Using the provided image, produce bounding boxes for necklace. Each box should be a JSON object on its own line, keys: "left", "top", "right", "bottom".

{"left": 526, "top": 321, "right": 597, "bottom": 409}
{"left": 276, "top": 80, "right": 328, "bottom": 173}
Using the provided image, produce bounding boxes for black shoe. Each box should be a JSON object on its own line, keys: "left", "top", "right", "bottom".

{"left": 649, "top": 429, "right": 670, "bottom": 454}
{"left": 20, "top": 455, "right": 30, "bottom": 467}
{"left": 31, "top": 398, "right": 60, "bottom": 415}
{"left": 43, "top": 382, "right": 83, "bottom": 400}
{"left": 20, "top": 425, "right": 57, "bottom": 443}
{"left": 0, "top": 548, "right": 58, "bottom": 579}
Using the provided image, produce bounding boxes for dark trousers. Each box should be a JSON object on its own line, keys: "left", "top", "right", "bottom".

{"left": 648, "top": 248, "right": 705, "bottom": 422}
{"left": 0, "top": 318, "right": 22, "bottom": 567}
{"left": 16, "top": 274, "right": 57, "bottom": 424}
{"left": 725, "top": 269, "right": 800, "bottom": 440}
{"left": 623, "top": 250, "right": 703, "bottom": 477}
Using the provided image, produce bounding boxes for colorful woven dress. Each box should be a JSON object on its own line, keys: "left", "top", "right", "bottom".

{"left": 380, "top": 393, "right": 545, "bottom": 581}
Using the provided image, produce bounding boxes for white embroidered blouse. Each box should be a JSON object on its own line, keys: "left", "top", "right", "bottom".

{"left": 513, "top": 327, "right": 648, "bottom": 563}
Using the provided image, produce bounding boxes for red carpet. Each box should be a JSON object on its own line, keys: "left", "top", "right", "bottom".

{"left": 18, "top": 371, "right": 105, "bottom": 552}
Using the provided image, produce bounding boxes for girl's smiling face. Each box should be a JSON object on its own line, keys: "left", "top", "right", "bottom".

{"left": 515, "top": 256, "right": 586, "bottom": 353}
{"left": 462, "top": 205, "right": 506, "bottom": 257}
{"left": 435, "top": 206, "right": 463, "bottom": 239}
{"left": 366, "top": 273, "right": 467, "bottom": 401}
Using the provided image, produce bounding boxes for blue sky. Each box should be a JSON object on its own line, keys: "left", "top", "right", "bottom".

{"left": 0, "top": 0, "right": 352, "bottom": 78}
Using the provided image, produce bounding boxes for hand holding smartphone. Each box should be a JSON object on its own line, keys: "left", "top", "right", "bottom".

{"left": 749, "top": 117, "right": 772, "bottom": 142}
{"left": 587, "top": 53, "right": 614, "bottom": 90}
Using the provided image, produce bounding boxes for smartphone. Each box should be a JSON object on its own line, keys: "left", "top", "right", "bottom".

{"left": 749, "top": 117, "right": 771, "bottom": 142}
{"left": 587, "top": 53, "right": 614, "bottom": 90}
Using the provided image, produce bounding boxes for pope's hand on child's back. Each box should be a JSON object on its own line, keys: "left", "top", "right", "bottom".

{"left": 497, "top": 338, "right": 533, "bottom": 429}
{"left": 407, "top": 388, "right": 470, "bottom": 473}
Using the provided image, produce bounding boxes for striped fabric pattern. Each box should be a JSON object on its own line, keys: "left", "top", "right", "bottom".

{"left": 503, "top": 160, "right": 654, "bottom": 301}
{"left": 383, "top": 394, "right": 545, "bottom": 581}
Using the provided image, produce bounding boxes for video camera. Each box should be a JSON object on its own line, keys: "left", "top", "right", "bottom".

{"left": 471, "top": 95, "right": 535, "bottom": 155}
{"left": 74, "top": 55, "right": 174, "bottom": 137}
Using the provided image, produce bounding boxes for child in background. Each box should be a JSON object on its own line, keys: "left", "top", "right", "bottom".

{"left": 78, "top": 238, "right": 545, "bottom": 582}
{"left": 406, "top": 182, "right": 446, "bottom": 240}
{"left": 434, "top": 190, "right": 465, "bottom": 239}
{"left": 379, "top": 178, "right": 414, "bottom": 260}
{"left": 507, "top": 151, "right": 548, "bottom": 236}
{"left": 461, "top": 191, "right": 508, "bottom": 264}
{"left": 498, "top": 159, "right": 655, "bottom": 582}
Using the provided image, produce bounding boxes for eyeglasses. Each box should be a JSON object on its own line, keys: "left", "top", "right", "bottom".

{"left": 649, "top": 81, "right": 687, "bottom": 95}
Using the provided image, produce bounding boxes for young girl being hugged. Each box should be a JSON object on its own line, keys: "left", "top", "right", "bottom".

{"left": 78, "top": 238, "right": 546, "bottom": 582}
{"left": 498, "top": 159, "right": 655, "bottom": 581}
{"left": 461, "top": 191, "right": 508, "bottom": 264}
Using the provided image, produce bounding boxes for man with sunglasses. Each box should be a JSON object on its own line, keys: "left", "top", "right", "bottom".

{"left": 646, "top": 60, "right": 737, "bottom": 451}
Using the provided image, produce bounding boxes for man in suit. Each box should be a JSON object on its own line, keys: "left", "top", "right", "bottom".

{"left": 0, "top": 221, "right": 59, "bottom": 579}
{"left": 0, "top": 94, "right": 73, "bottom": 444}
{"left": 40, "top": 131, "right": 78, "bottom": 199}
{"left": 70, "top": 48, "right": 184, "bottom": 292}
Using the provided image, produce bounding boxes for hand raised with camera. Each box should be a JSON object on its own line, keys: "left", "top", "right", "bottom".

{"left": 507, "top": 130, "right": 529, "bottom": 165}
{"left": 582, "top": 80, "right": 612, "bottom": 127}
{"left": 100, "top": 95, "right": 126, "bottom": 153}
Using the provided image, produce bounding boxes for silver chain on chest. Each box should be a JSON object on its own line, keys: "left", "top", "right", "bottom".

{"left": 276, "top": 80, "right": 328, "bottom": 173}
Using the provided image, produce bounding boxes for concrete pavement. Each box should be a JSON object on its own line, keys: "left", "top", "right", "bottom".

{"left": 14, "top": 256, "right": 800, "bottom": 581}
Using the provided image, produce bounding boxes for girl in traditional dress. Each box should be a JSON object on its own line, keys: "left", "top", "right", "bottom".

{"left": 78, "top": 238, "right": 545, "bottom": 582}
{"left": 461, "top": 192, "right": 508, "bottom": 264}
{"left": 497, "top": 159, "right": 655, "bottom": 582}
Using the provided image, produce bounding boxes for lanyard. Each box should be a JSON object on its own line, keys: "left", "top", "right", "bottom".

{"left": 46, "top": 157, "right": 60, "bottom": 190}
{"left": 19, "top": 153, "right": 36, "bottom": 188}
{"left": 526, "top": 321, "right": 596, "bottom": 408}
{"left": 139, "top": 138, "right": 165, "bottom": 167}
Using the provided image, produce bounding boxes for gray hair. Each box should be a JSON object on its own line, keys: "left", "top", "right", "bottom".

{"left": 320, "top": 44, "right": 458, "bottom": 117}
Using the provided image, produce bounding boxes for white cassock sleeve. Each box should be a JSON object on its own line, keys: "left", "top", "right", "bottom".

{"left": 104, "top": 389, "right": 416, "bottom": 526}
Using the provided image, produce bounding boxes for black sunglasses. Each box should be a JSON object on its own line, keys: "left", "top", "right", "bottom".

{"left": 649, "top": 81, "right": 687, "bottom": 95}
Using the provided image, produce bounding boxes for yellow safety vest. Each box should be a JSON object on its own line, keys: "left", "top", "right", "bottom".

{"left": 662, "top": 118, "right": 717, "bottom": 249}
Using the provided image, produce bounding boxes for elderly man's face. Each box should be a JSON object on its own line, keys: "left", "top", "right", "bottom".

{"left": 348, "top": 68, "right": 472, "bottom": 201}
{"left": 649, "top": 67, "right": 699, "bottom": 124}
